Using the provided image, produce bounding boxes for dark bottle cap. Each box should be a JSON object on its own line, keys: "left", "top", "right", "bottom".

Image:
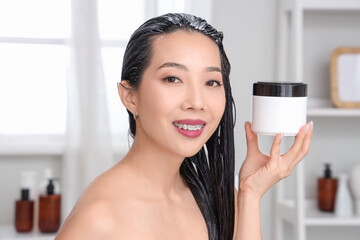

{"left": 20, "top": 189, "right": 30, "bottom": 201}
{"left": 47, "top": 179, "right": 55, "bottom": 195}
{"left": 253, "top": 81, "right": 307, "bottom": 97}
{"left": 324, "top": 163, "right": 332, "bottom": 178}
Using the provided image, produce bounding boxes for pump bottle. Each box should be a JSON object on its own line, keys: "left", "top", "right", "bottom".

{"left": 38, "top": 179, "right": 61, "bottom": 232}
{"left": 15, "top": 189, "right": 34, "bottom": 232}
{"left": 318, "top": 163, "right": 338, "bottom": 212}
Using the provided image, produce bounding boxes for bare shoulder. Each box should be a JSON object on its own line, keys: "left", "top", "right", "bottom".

{"left": 55, "top": 197, "right": 115, "bottom": 239}
{"left": 55, "top": 164, "right": 134, "bottom": 239}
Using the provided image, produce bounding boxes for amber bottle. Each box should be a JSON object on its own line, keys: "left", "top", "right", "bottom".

{"left": 15, "top": 189, "right": 34, "bottom": 232}
{"left": 38, "top": 179, "right": 61, "bottom": 233}
{"left": 318, "top": 163, "right": 338, "bottom": 212}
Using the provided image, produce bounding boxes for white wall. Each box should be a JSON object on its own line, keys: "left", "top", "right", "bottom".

{"left": 212, "top": 1, "right": 278, "bottom": 239}
{"left": 212, "top": 2, "right": 360, "bottom": 240}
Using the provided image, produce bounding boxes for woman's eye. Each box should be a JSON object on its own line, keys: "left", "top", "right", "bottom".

{"left": 206, "top": 80, "right": 222, "bottom": 87}
{"left": 163, "top": 76, "right": 181, "bottom": 83}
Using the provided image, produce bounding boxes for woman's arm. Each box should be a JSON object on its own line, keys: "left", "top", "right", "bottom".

{"left": 236, "top": 121, "right": 313, "bottom": 240}
{"left": 236, "top": 191, "right": 261, "bottom": 240}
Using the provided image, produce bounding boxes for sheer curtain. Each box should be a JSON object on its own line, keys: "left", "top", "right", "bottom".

{"left": 63, "top": 0, "right": 113, "bottom": 216}
{"left": 61, "top": 0, "right": 213, "bottom": 217}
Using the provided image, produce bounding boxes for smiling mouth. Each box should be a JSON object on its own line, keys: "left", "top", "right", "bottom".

{"left": 173, "top": 122, "right": 205, "bottom": 131}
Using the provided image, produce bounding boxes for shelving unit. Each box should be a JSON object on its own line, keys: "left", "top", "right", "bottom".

{"left": 278, "top": 199, "right": 360, "bottom": 226}
{"left": 308, "top": 98, "right": 360, "bottom": 117}
{"left": 0, "top": 225, "right": 56, "bottom": 240}
{"left": 0, "top": 137, "right": 63, "bottom": 239}
{"left": 0, "top": 135, "right": 64, "bottom": 155}
{"left": 0, "top": 135, "right": 127, "bottom": 240}
{"left": 275, "top": 0, "right": 360, "bottom": 240}
{"left": 304, "top": 199, "right": 360, "bottom": 226}
{"left": 284, "top": 0, "right": 360, "bottom": 11}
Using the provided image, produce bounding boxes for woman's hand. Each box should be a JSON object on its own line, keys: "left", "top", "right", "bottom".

{"left": 238, "top": 121, "right": 313, "bottom": 200}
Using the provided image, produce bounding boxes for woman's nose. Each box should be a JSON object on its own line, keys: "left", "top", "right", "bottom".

{"left": 181, "top": 84, "right": 205, "bottom": 111}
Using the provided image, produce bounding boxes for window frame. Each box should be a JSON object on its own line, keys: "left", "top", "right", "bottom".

{"left": 0, "top": 0, "right": 207, "bottom": 155}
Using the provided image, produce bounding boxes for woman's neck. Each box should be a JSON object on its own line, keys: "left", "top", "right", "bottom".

{"left": 120, "top": 134, "right": 188, "bottom": 201}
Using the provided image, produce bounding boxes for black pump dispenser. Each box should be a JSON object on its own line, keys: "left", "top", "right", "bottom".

{"left": 46, "top": 179, "right": 55, "bottom": 195}
{"left": 324, "top": 164, "right": 332, "bottom": 178}
{"left": 21, "top": 189, "right": 30, "bottom": 200}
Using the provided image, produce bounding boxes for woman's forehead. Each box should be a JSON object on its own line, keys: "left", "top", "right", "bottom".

{"left": 149, "top": 30, "right": 221, "bottom": 69}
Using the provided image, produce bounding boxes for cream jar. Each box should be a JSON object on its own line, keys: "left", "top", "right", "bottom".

{"left": 251, "top": 82, "right": 307, "bottom": 136}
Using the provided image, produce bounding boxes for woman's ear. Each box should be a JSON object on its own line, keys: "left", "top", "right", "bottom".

{"left": 118, "top": 81, "right": 137, "bottom": 114}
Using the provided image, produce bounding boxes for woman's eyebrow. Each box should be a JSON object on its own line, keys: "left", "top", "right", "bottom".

{"left": 157, "top": 62, "right": 221, "bottom": 73}
{"left": 205, "top": 66, "right": 221, "bottom": 73}
{"left": 157, "top": 62, "right": 187, "bottom": 71}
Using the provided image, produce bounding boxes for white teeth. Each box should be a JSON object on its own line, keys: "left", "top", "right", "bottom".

{"left": 173, "top": 122, "right": 204, "bottom": 131}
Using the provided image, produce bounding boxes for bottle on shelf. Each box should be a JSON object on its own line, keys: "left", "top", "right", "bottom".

{"left": 38, "top": 179, "right": 61, "bottom": 233}
{"left": 317, "top": 163, "right": 337, "bottom": 212}
{"left": 349, "top": 164, "right": 360, "bottom": 216}
{"left": 335, "top": 173, "right": 353, "bottom": 217}
{"left": 15, "top": 188, "right": 34, "bottom": 232}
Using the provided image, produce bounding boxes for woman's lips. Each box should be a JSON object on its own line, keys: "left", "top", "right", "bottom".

{"left": 173, "top": 119, "right": 206, "bottom": 138}
{"left": 174, "top": 119, "right": 206, "bottom": 125}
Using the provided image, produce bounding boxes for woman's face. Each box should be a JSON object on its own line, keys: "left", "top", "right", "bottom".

{"left": 134, "top": 30, "right": 226, "bottom": 157}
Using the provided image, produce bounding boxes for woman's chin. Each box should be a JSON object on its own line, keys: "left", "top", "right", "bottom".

{"left": 181, "top": 147, "right": 204, "bottom": 159}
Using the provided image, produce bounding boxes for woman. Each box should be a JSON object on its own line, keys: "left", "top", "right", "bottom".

{"left": 56, "top": 13, "right": 313, "bottom": 240}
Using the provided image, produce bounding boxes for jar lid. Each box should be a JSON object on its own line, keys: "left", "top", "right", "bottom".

{"left": 253, "top": 82, "right": 307, "bottom": 97}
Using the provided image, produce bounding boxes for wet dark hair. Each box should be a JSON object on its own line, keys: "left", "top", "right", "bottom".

{"left": 121, "top": 13, "right": 235, "bottom": 240}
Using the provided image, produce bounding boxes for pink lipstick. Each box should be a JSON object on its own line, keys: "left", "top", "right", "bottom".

{"left": 173, "top": 119, "right": 206, "bottom": 138}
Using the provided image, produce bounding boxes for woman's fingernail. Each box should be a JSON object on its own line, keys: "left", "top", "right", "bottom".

{"left": 310, "top": 121, "right": 313, "bottom": 131}
{"left": 280, "top": 133, "right": 284, "bottom": 141}
{"left": 305, "top": 124, "right": 309, "bottom": 134}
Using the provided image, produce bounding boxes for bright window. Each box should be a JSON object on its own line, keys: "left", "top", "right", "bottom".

{"left": 0, "top": 0, "right": 187, "bottom": 136}
{"left": 0, "top": 43, "right": 67, "bottom": 134}
{"left": 0, "top": 0, "right": 70, "bottom": 135}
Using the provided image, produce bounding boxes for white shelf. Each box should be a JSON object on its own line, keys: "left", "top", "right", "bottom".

{"left": 283, "top": 0, "right": 360, "bottom": 11}
{"left": 0, "top": 225, "right": 56, "bottom": 240}
{"left": 307, "top": 98, "right": 360, "bottom": 117}
{"left": 0, "top": 135, "right": 64, "bottom": 155}
{"left": 0, "top": 134, "right": 129, "bottom": 156}
{"left": 303, "top": 0, "right": 360, "bottom": 10}
{"left": 276, "top": 199, "right": 360, "bottom": 227}
{"left": 305, "top": 199, "right": 360, "bottom": 226}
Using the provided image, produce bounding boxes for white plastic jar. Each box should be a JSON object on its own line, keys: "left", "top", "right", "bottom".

{"left": 251, "top": 82, "right": 307, "bottom": 136}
